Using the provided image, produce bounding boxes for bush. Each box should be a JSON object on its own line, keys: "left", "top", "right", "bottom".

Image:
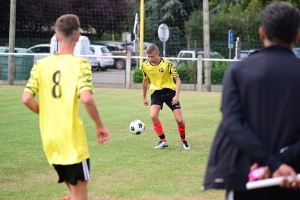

{"left": 132, "top": 68, "right": 143, "bottom": 83}
{"left": 177, "top": 60, "right": 231, "bottom": 84}
{"left": 210, "top": 61, "right": 232, "bottom": 84}
{"left": 176, "top": 61, "right": 196, "bottom": 84}
{"left": 132, "top": 61, "right": 232, "bottom": 84}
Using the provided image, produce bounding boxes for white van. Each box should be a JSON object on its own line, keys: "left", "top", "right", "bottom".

{"left": 28, "top": 36, "right": 98, "bottom": 70}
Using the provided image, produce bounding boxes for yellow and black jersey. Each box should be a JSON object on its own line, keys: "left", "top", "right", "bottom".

{"left": 140, "top": 58, "right": 179, "bottom": 93}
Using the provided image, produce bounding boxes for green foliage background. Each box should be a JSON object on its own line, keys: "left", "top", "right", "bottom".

{"left": 133, "top": 61, "right": 232, "bottom": 84}
{"left": 184, "top": 0, "right": 264, "bottom": 57}
{"left": 5, "top": 0, "right": 300, "bottom": 58}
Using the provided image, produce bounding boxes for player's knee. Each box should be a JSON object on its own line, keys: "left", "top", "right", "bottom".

{"left": 150, "top": 115, "right": 158, "bottom": 122}
{"left": 176, "top": 119, "right": 184, "bottom": 125}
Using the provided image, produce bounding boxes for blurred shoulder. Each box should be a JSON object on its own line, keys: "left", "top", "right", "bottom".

{"left": 161, "top": 58, "right": 174, "bottom": 66}
{"left": 141, "top": 60, "right": 150, "bottom": 69}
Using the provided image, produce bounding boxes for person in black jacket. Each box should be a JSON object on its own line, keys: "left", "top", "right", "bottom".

{"left": 203, "top": 2, "right": 300, "bottom": 200}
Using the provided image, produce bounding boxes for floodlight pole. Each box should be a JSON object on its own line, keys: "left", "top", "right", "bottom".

{"left": 8, "top": 0, "right": 16, "bottom": 85}
{"left": 139, "top": 0, "right": 145, "bottom": 66}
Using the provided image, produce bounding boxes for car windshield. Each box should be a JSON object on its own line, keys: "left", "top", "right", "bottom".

{"left": 88, "top": 49, "right": 94, "bottom": 55}
{"left": 121, "top": 44, "right": 134, "bottom": 50}
{"left": 96, "top": 42, "right": 125, "bottom": 51}
{"left": 179, "top": 53, "right": 193, "bottom": 58}
{"left": 210, "top": 52, "right": 222, "bottom": 58}
{"left": 196, "top": 51, "right": 222, "bottom": 58}
{"left": 101, "top": 47, "right": 110, "bottom": 53}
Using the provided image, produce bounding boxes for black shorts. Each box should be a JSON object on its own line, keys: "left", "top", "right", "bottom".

{"left": 151, "top": 88, "right": 181, "bottom": 111}
{"left": 53, "top": 159, "right": 90, "bottom": 185}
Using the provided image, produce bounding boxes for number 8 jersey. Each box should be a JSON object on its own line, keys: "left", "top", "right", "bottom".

{"left": 24, "top": 54, "right": 93, "bottom": 165}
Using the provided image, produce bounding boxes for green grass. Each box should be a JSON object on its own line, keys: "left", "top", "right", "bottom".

{"left": 0, "top": 85, "right": 224, "bottom": 200}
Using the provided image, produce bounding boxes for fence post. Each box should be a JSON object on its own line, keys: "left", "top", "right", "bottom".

{"left": 8, "top": 0, "right": 16, "bottom": 85}
{"left": 235, "top": 37, "right": 242, "bottom": 59}
{"left": 196, "top": 55, "right": 203, "bottom": 92}
{"left": 125, "top": 53, "right": 132, "bottom": 89}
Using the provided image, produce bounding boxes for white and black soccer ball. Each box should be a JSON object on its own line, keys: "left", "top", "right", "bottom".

{"left": 129, "top": 119, "right": 145, "bottom": 135}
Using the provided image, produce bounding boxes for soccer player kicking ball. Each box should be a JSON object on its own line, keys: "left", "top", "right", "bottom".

{"left": 141, "top": 44, "right": 190, "bottom": 150}
{"left": 22, "top": 14, "right": 110, "bottom": 200}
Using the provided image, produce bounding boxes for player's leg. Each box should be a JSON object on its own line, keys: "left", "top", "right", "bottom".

{"left": 53, "top": 165, "right": 71, "bottom": 200}
{"left": 68, "top": 180, "right": 88, "bottom": 200}
{"left": 62, "top": 181, "right": 71, "bottom": 200}
{"left": 53, "top": 159, "right": 90, "bottom": 200}
{"left": 164, "top": 89, "right": 190, "bottom": 150}
{"left": 172, "top": 108, "right": 190, "bottom": 149}
{"left": 150, "top": 105, "right": 168, "bottom": 148}
{"left": 150, "top": 91, "right": 167, "bottom": 148}
{"left": 150, "top": 104, "right": 161, "bottom": 123}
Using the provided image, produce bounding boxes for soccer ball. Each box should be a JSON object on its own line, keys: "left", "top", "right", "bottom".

{"left": 129, "top": 119, "right": 145, "bottom": 135}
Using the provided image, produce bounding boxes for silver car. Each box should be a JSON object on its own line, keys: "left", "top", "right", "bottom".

{"left": 93, "top": 41, "right": 138, "bottom": 69}
{"left": 89, "top": 45, "right": 114, "bottom": 71}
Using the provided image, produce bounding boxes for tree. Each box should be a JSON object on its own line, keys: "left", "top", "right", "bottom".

{"left": 184, "top": 10, "right": 203, "bottom": 48}
{"left": 144, "top": 0, "right": 188, "bottom": 42}
{"left": 0, "top": 0, "right": 136, "bottom": 41}
{"left": 185, "top": 0, "right": 263, "bottom": 57}
{"left": 209, "top": 0, "right": 300, "bottom": 12}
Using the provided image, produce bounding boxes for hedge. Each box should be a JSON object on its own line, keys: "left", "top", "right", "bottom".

{"left": 132, "top": 61, "right": 232, "bottom": 84}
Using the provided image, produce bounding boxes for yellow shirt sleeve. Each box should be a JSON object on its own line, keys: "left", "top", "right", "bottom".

{"left": 24, "top": 64, "right": 39, "bottom": 95}
{"left": 77, "top": 60, "right": 94, "bottom": 96}
{"left": 168, "top": 61, "right": 179, "bottom": 78}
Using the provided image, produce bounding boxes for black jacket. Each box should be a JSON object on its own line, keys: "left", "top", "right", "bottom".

{"left": 203, "top": 46, "right": 300, "bottom": 191}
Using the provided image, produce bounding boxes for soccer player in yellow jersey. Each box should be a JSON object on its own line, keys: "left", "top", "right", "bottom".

{"left": 22, "top": 14, "right": 110, "bottom": 200}
{"left": 141, "top": 44, "right": 190, "bottom": 150}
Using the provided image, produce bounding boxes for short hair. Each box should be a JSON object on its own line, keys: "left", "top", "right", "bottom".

{"left": 55, "top": 14, "right": 80, "bottom": 38}
{"left": 146, "top": 44, "right": 159, "bottom": 54}
{"left": 262, "top": 2, "right": 300, "bottom": 44}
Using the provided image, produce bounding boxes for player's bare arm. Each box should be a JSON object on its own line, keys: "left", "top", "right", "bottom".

{"left": 172, "top": 76, "right": 181, "bottom": 105}
{"left": 80, "top": 90, "right": 110, "bottom": 144}
{"left": 142, "top": 79, "right": 149, "bottom": 106}
{"left": 22, "top": 91, "right": 39, "bottom": 114}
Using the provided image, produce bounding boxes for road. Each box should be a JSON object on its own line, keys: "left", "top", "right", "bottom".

{"left": 92, "top": 68, "right": 131, "bottom": 83}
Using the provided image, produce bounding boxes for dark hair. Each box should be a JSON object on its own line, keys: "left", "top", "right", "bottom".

{"left": 262, "top": 2, "right": 300, "bottom": 44}
{"left": 55, "top": 14, "right": 80, "bottom": 37}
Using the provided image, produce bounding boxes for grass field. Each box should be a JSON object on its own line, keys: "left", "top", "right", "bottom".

{"left": 0, "top": 85, "right": 224, "bottom": 200}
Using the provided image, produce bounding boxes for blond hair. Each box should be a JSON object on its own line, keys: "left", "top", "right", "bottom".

{"left": 146, "top": 44, "right": 159, "bottom": 54}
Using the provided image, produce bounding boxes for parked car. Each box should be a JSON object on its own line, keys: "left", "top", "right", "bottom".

{"left": 89, "top": 45, "right": 114, "bottom": 71}
{"left": 144, "top": 42, "right": 153, "bottom": 49}
{"left": 28, "top": 44, "right": 51, "bottom": 63}
{"left": 0, "top": 46, "right": 34, "bottom": 54}
{"left": 176, "top": 49, "right": 222, "bottom": 66}
{"left": 93, "top": 41, "right": 138, "bottom": 69}
{"left": 28, "top": 44, "right": 98, "bottom": 69}
{"left": 86, "top": 49, "right": 99, "bottom": 71}
{"left": 126, "top": 41, "right": 153, "bottom": 57}
{"left": 0, "top": 46, "right": 34, "bottom": 80}
{"left": 234, "top": 49, "right": 258, "bottom": 59}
